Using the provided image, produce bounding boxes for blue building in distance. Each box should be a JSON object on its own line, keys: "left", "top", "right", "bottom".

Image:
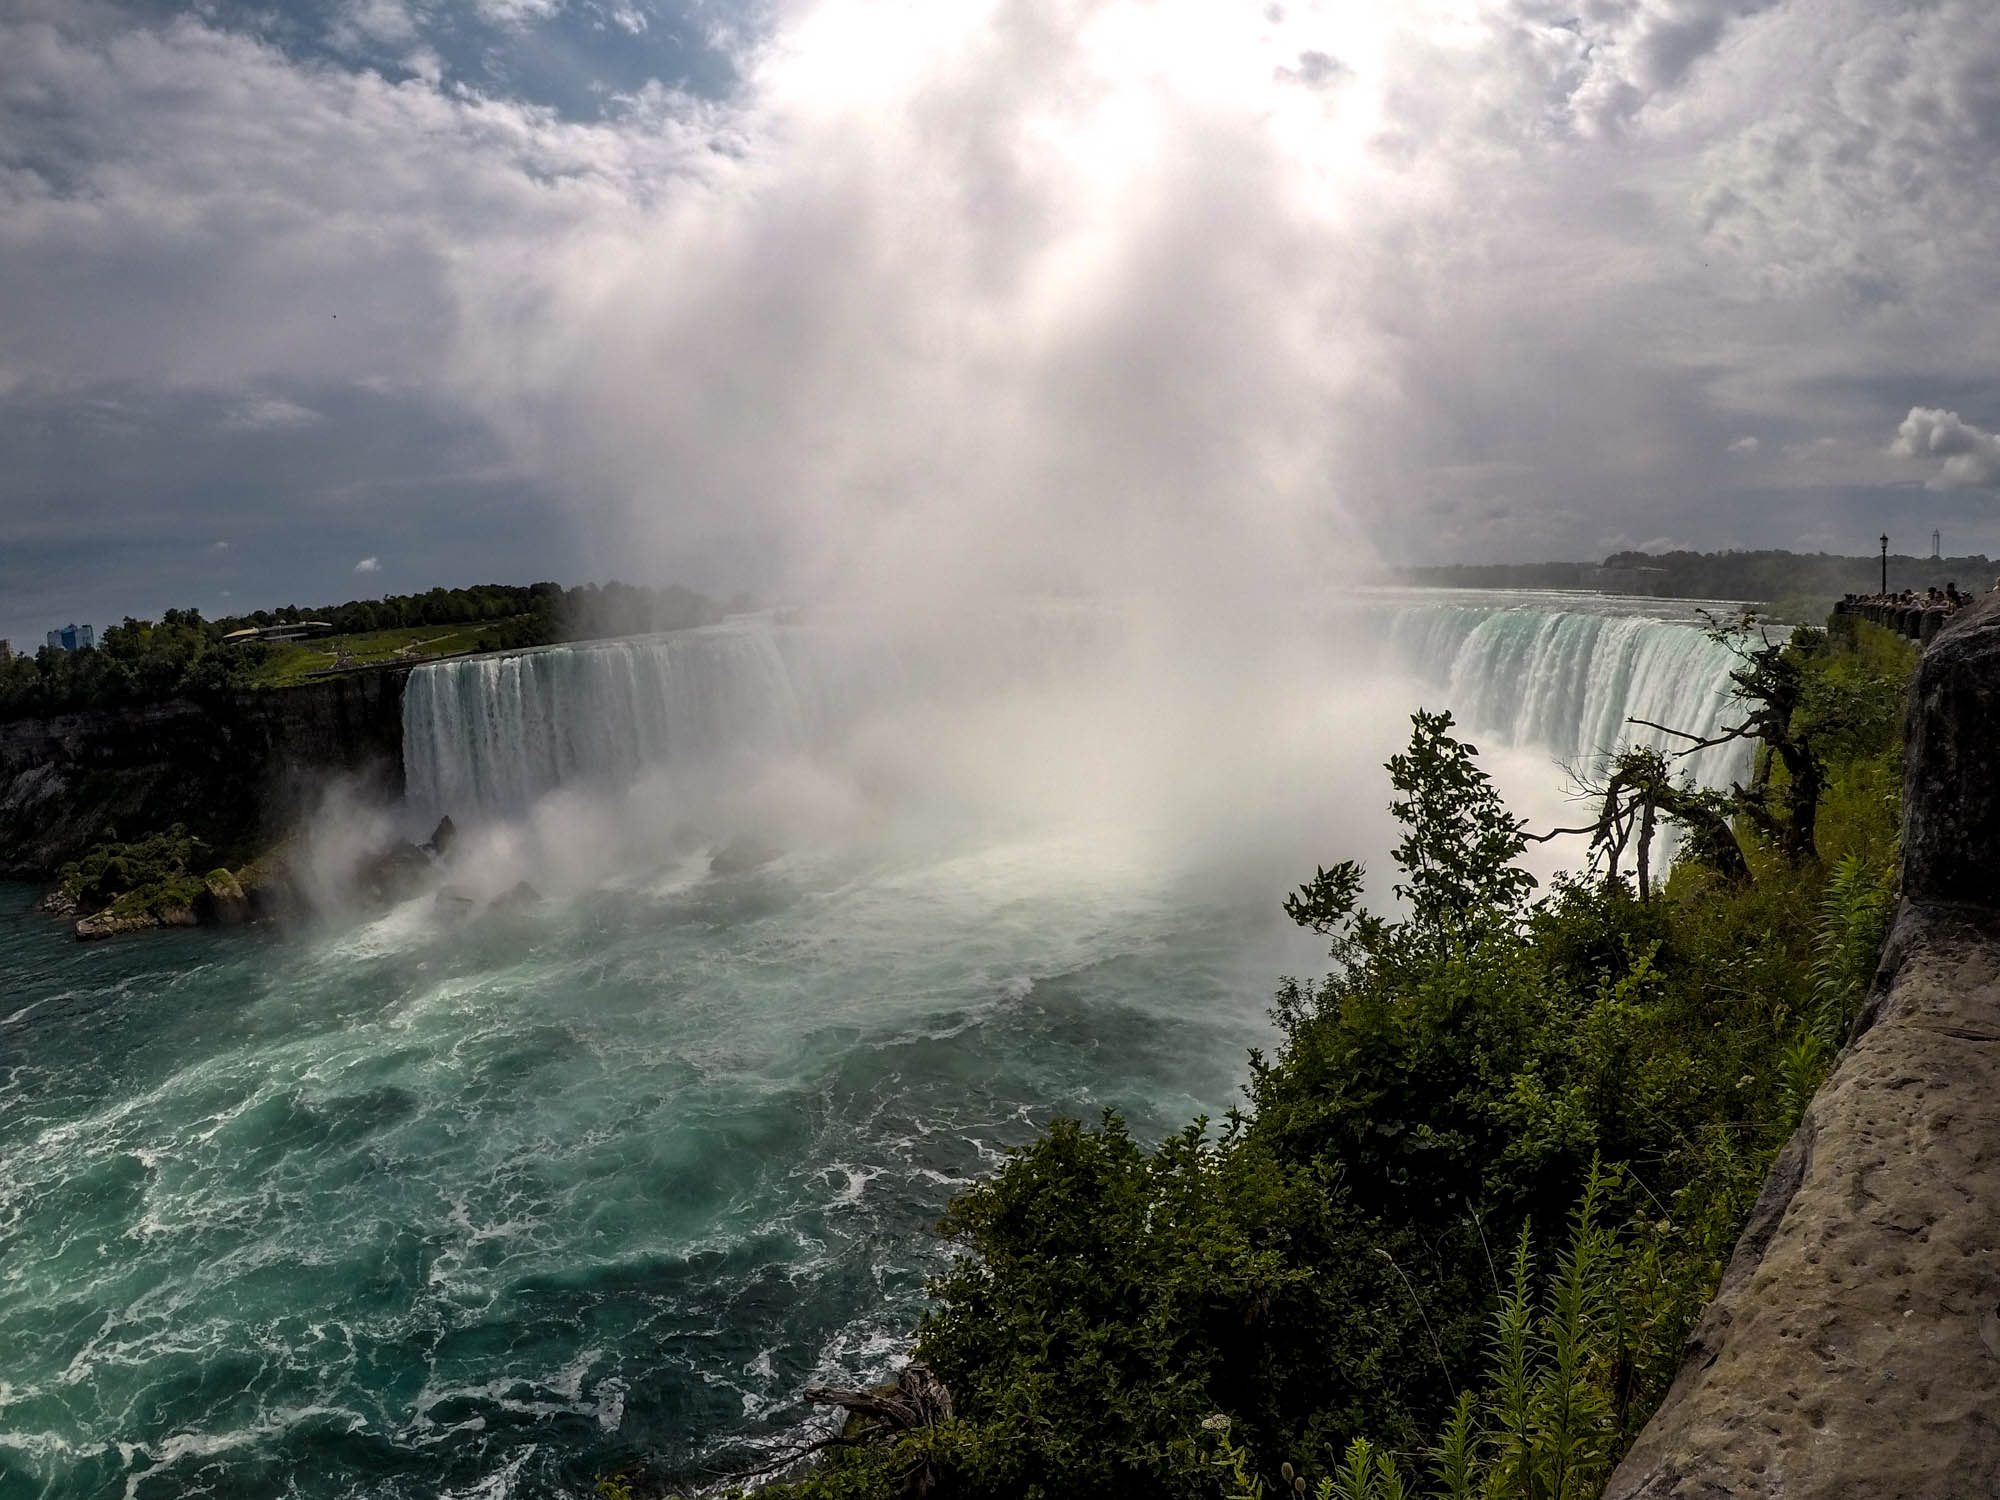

{"left": 45, "top": 623, "right": 95, "bottom": 652}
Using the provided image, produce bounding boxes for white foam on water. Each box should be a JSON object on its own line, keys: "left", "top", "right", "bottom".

{"left": 0, "top": 590, "right": 1770, "bottom": 1500}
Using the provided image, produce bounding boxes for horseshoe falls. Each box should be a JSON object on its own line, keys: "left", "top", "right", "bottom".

{"left": 0, "top": 592, "right": 1754, "bottom": 1500}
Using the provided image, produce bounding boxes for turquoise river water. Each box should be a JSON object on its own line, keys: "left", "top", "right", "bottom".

{"left": 0, "top": 592, "right": 1754, "bottom": 1500}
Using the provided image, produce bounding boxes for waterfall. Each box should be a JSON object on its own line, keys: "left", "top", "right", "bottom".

{"left": 403, "top": 623, "right": 827, "bottom": 821}
{"left": 402, "top": 597, "right": 1759, "bottom": 826}
{"left": 1379, "top": 602, "right": 1753, "bottom": 789}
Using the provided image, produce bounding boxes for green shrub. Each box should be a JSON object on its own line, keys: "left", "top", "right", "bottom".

{"left": 743, "top": 625, "right": 1911, "bottom": 1500}
{"left": 58, "top": 825, "right": 208, "bottom": 916}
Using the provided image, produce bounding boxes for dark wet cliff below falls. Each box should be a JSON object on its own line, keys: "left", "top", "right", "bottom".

{"left": 0, "top": 670, "right": 408, "bottom": 879}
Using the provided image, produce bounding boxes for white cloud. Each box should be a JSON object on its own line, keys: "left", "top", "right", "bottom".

{"left": 1892, "top": 407, "right": 2000, "bottom": 489}
{"left": 219, "top": 396, "right": 321, "bottom": 430}
{"left": 209, "top": 539, "right": 230, "bottom": 551}
{"left": 354, "top": 555, "right": 382, "bottom": 573}
{"left": 471, "top": 0, "right": 563, "bottom": 29}
{"left": 329, "top": 0, "right": 422, "bottom": 51}
{"left": 4, "top": 0, "right": 2000, "bottom": 598}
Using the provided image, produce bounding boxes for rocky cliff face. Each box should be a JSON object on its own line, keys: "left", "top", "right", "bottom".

{"left": 1605, "top": 594, "right": 2000, "bottom": 1500}
{"left": 0, "top": 669, "right": 408, "bottom": 878}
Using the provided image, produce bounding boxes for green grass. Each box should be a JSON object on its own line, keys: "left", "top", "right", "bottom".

{"left": 241, "top": 618, "right": 529, "bottom": 687}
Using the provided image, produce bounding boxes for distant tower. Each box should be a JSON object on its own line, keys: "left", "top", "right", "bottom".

{"left": 1933, "top": 529, "right": 1942, "bottom": 560}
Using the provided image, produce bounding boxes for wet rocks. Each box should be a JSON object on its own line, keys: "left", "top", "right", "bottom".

{"left": 74, "top": 902, "right": 198, "bottom": 941}
{"left": 197, "top": 868, "right": 250, "bottom": 926}
{"left": 356, "top": 841, "right": 436, "bottom": 906}
{"left": 423, "top": 815, "right": 456, "bottom": 859}
{"left": 34, "top": 885, "right": 78, "bottom": 918}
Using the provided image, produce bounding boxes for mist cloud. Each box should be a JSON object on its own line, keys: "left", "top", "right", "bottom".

{"left": 4, "top": 0, "right": 2000, "bottom": 640}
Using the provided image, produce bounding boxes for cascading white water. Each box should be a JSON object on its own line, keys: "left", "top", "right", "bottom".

{"left": 1380, "top": 601, "right": 1753, "bottom": 790}
{"left": 402, "top": 625, "right": 821, "bottom": 820}
{"left": 402, "top": 594, "right": 1758, "bottom": 828}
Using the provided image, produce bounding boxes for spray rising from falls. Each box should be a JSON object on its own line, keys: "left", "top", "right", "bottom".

{"left": 401, "top": 595, "right": 1757, "bottom": 831}
{"left": 0, "top": 591, "right": 1768, "bottom": 1500}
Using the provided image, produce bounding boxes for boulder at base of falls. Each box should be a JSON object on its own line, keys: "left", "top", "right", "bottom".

{"left": 422, "top": 815, "right": 457, "bottom": 860}
{"left": 434, "top": 881, "right": 542, "bottom": 923}
{"left": 489, "top": 881, "right": 543, "bottom": 914}
{"left": 75, "top": 903, "right": 198, "bottom": 941}
{"left": 235, "top": 845, "right": 302, "bottom": 922}
{"left": 434, "top": 886, "right": 478, "bottom": 921}
{"left": 196, "top": 869, "right": 250, "bottom": 926}
{"left": 35, "top": 886, "right": 78, "bottom": 917}
{"left": 358, "top": 842, "right": 437, "bottom": 906}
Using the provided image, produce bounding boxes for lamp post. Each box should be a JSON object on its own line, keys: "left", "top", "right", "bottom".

{"left": 1880, "top": 534, "right": 1889, "bottom": 596}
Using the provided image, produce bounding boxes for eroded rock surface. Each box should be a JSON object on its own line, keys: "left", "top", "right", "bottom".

{"left": 1607, "top": 906, "right": 2000, "bottom": 1499}
{"left": 0, "top": 669, "right": 409, "bottom": 879}
{"left": 1607, "top": 595, "right": 2000, "bottom": 1500}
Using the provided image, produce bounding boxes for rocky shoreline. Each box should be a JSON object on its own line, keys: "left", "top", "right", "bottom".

{"left": 36, "top": 816, "right": 464, "bottom": 941}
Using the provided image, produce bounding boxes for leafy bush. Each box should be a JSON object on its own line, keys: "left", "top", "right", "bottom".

{"left": 698, "top": 628, "right": 1913, "bottom": 1500}
{"left": 58, "top": 824, "right": 209, "bottom": 916}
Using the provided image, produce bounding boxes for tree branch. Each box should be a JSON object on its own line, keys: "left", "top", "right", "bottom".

{"left": 1523, "top": 823, "right": 1617, "bottom": 844}
{"left": 1625, "top": 716, "right": 1754, "bottom": 752}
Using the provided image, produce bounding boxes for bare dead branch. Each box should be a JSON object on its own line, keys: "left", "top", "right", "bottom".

{"left": 1624, "top": 716, "right": 1754, "bottom": 751}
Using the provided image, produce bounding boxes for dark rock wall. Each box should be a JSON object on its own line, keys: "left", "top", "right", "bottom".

{"left": 1902, "top": 593, "right": 2000, "bottom": 909}
{"left": 0, "top": 669, "right": 409, "bottom": 878}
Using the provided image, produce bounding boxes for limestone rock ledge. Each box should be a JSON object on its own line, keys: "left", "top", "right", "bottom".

{"left": 1607, "top": 592, "right": 2000, "bottom": 1500}
{"left": 75, "top": 903, "right": 199, "bottom": 941}
{"left": 1605, "top": 904, "right": 2000, "bottom": 1500}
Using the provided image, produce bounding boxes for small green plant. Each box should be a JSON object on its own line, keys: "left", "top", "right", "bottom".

{"left": 58, "top": 824, "right": 209, "bottom": 915}
{"left": 1808, "top": 851, "right": 1895, "bottom": 1050}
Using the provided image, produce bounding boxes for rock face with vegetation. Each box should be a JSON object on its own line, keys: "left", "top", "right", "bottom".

{"left": 1603, "top": 593, "right": 2000, "bottom": 1500}
{"left": 0, "top": 668, "right": 408, "bottom": 879}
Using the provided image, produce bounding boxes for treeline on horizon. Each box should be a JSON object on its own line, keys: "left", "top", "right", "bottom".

{"left": 1400, "top": 546, "right": 1994, "bottom": 613}
{"left": 0, "top": 580, "right": 727, "bottom": 720}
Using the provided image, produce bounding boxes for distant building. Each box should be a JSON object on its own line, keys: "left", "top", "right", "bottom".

{"left": 45, "top": 623, "right": 95, "bottom": 652}
{"left": 0, "top": 640, "right": 12, "bottom": 662}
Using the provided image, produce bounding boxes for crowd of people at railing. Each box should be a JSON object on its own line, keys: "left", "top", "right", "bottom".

{"left": 1834, "top": 580, "right": 1994, "bottom": 643}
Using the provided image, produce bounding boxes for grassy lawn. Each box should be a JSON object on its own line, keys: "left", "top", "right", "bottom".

{"left": 243, "top": 619, "right": 525, "bottom": 687}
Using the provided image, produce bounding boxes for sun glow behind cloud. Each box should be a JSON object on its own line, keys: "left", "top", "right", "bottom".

{"left": 5, "top": 0, "right": 2000, "bottom": 640}
{"left": 433, "top": 0, "right": 1470, "bottom": 611}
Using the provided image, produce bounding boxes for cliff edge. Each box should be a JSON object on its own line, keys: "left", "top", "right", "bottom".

{"left": 1605, "top": 595, "right": 2000, "bottom": 1499}
{"left": 0, "top": 669, "right": 408, "bottom": 879}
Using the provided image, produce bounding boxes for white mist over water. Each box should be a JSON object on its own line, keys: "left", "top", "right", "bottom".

{"left": 0, "top": 590, "right": 1757, "bottom": 1500}
{"left": 399, "top": 590, "right": 1753, "bottom": 904}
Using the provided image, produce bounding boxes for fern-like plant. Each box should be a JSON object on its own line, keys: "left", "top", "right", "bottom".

{"left": 1241, "top": 1163, "right": 1625, "bottom": 1500}
{"left": 1807, "top": 851, "right": 1895, "bottom": 1051}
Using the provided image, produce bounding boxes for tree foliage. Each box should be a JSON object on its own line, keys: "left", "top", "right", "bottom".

{"left": 735, "top": 624, "right": 1912, "bottom": 1500}
{"left": 1546, "top": 617, "right": 1916, "bottom": 888}
{"left": 0, "top": 581, "right": 726, "bottom": 719}
{"left": 58, "top": 824, "right": 208, "bottom": 916}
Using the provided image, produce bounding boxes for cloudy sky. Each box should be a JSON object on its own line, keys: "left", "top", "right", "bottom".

{"left": 3, "top": 0, "right": 2000, "bottom": 644}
